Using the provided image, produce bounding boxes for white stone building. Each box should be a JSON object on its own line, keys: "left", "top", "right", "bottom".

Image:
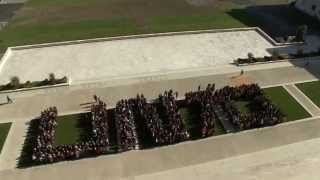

{"left": 295, "top": 0, "right": 320, "bottom": 20}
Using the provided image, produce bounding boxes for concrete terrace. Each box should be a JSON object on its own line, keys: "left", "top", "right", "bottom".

{"left": 1, "top": 28, "right": 319, "bottom": 85}
{"left": 0, "top": 28, "right": 289, "bottom": 85}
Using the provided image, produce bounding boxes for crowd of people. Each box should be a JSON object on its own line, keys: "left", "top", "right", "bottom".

{"left": 115, "top": 99, "right": 140, "bottom": 151}
{"left": 215, "top": 84, "right": 283, "bottom": 130}
{"left": 32, "top": 107, "right": 58, "bottom": 162}
{"left": 158, "top": 89, "right": 190, "bottom": 143}
{"left": 31, "top": 84, "right": 284, "bottom": 163}
{"left": 32, "top": 97, "right": 111, "bottom": 163}
{"left": 91, "top": 96, "right": 110, "bottom": 149}
{"left": 115, "top": 92, "right": 189, "bottom": 146}
{"left": 185, "top": 84, "right": 216, "bottom": 137}
{"left": 129, "top": 94, "right": 167, "bottom": 145}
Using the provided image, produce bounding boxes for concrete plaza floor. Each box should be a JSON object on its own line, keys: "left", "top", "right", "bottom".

{"left": 0, "top": 29, "right": 274, "bottom": 84}
{"left": 1, "top": 29, "right": 319, "bottom": 85}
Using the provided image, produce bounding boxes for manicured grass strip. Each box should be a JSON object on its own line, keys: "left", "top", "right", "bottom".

{"left": 0, "top": 122, "right": 12, "bottom": 153}
{"left": 180, "top": 107, "right": 201, "bottom": 138}
{"left": 180, "top": 107, "right": 226, "bottom": 138}
{"left": 296, "top": 81, "right": 320, "bottom": 108}
{"left": 54, "top": 113, "right": 90, "bottom": 146}
{"left": 234, "top": 101, "right": 250, "bottom": 114}
{"left": 263, "top": 86, "right": 310, "bottom": 121}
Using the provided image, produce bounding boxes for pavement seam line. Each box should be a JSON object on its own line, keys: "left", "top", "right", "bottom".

{"left": 261, "top": 78, "right": 318, "bottom": 89}
{"left": 291, "top": 84, "right": 320, "bottom": 114}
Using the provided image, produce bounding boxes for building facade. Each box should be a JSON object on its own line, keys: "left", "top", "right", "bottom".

{"left": 295, "top": 0, "right": 320, "bottom": 20}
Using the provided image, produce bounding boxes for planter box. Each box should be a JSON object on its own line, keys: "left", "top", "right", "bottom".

{"left": 0, "top": 81, "right": 69, "bottom": 94}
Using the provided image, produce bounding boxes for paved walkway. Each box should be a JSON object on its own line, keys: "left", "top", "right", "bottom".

{"left": 0, "top": 59, "right": 319, "bottom": 123}
{"left": 284, "top": 84, "right": 320, "bottom": 117}
{"left": 0, "top": 120, "right": 27, "bottom": 170}
{"left": 135, "top": 134, "right": 320, "bottom": 180}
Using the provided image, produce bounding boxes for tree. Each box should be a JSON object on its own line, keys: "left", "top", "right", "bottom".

{"left": 271, "top": 50, "right": 280, "bottom": 60}
{"left": 295, "top": 25, "right": 308, "bottom": 42}
{"left": 48, "top": 73, "right": 56, "bottom": 84}
{"left": 10, "top": 76, "right": 20, "bottom": 89}
{"left": 248, "top": 52, "right": 255, "bottom": 62}
{"left": 296, "top": 47, "right": 304, "bottom": 56}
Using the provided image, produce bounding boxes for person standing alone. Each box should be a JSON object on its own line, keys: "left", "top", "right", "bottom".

{"left": 7, "top": 95, "right": 12, "bottom": 104}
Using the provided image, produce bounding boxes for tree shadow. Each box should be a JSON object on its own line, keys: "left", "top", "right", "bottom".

{"left": 0, "top": 3, "right": 24, "bottom": 22}
{"left": 227, "top": 4, "right": 320, "bottom": 38}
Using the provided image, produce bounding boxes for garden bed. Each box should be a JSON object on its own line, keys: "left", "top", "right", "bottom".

{"left": 234, "top": 50, "right": 320, "bottom": 66}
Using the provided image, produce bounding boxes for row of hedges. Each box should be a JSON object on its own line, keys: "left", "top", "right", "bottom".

{"left": 0, "top": 73, "right": 68, "bottom": 91}
{"left": 234, "top": 49, "right": 320, "bottom": 65}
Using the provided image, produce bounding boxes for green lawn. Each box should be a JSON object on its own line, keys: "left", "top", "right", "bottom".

{"left": 296, "top": 81, "right": 320, "bottom": 108}
{"left": 54, "top": 113, "right": 90, "bottom": 146}
{"left": 263, "top": 86, "right": 310, "bottom": 121}
{"left": 180, "top": 107, "right": 225, "bottom": 138}
{"left": 234, "top": 101, "right": 251, "bottom": 114}
{"left": 0, "top": 122, "right": 12, "bottom": 153}
{"left": 0, "top": 0, "right": 288, "bottom": 52}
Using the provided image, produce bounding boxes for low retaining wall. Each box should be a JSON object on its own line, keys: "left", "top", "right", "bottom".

{"left": 5, "top": 27, "right": 301, "bottom": 52}
{"left": 236, "top": 56, "right": 320, "bottom": 66}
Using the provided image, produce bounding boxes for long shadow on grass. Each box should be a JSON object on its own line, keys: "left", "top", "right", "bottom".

{"left": 177, "top": 100, "right": 202, "bottom": 139}
{"left": 76, "top": 113, "right": 93, "bottom": 142}
{"left": 17, "top": 119, "right": 43, "bottom": 168}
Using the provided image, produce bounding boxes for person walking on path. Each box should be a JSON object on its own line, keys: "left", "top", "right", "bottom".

{"left": 7, "top": 95, "right": 12, "bottom": 104}
{"left": 240, "top": 69, "right": 244, "bottom": 75}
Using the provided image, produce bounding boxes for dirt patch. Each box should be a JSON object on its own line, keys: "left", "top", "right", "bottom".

{"left": 231, "top": 74, "right": 254, "bottom": 86}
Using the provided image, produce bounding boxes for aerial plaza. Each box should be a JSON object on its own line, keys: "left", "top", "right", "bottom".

{"left": 1, "top": 0, "right": 320, "bottom": 180}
